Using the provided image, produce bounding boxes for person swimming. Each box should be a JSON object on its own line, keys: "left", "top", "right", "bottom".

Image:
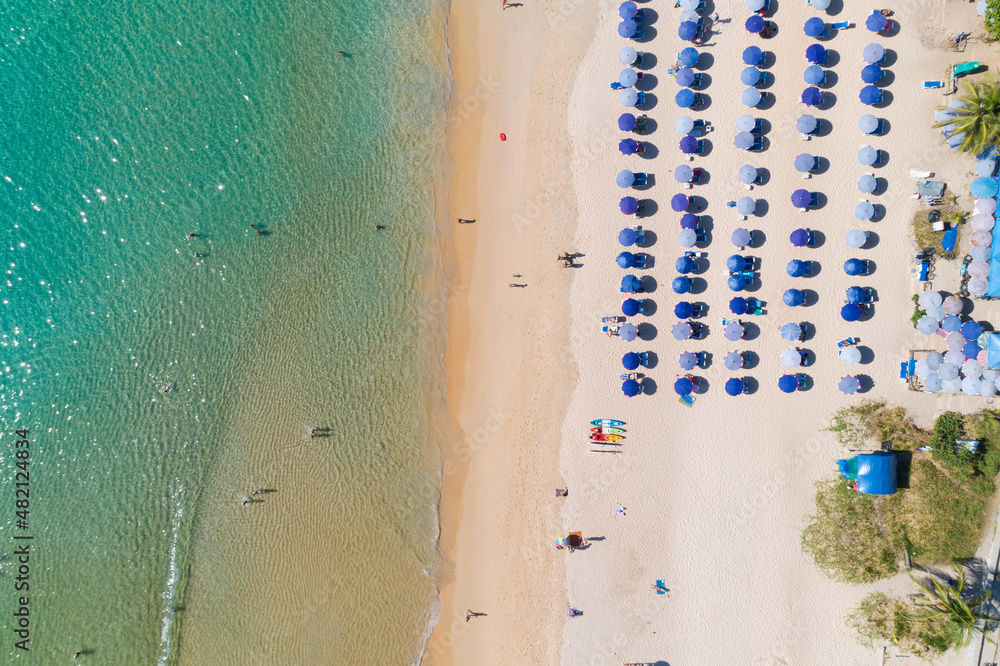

{"left": 338, "top": 50, "right": 347, "bottom": 56}
{"left": 375, "top": 225, "right": 384, "bottom": 231}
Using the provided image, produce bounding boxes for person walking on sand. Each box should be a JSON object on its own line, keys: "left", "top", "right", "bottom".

{"left": 501, "top": 0, "right": 508, "bottom": 9}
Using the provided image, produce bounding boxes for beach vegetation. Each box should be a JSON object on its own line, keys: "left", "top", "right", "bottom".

{"left": 911, "top": 205, "right": 962, "bottom": 256}
{"left": 986, "top": 0, "right": 1000, "bottom": 41}
{"left": 933, "top": 76, "right": 1000, "bottom": 155}
{"left": 806, "top": 406, "right": 1000, "bottom": 582}
{"left": 908, "top": 566, "right": 995, "bottom": 648}
{"left": 847, "top": 592, "right": 954, "bottom": 657}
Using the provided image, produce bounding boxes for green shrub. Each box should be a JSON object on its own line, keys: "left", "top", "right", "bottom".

{"left": 929, "top": 412, "right": 971, "bottom": 472}
{"left": 987, "top": 0, "right": 1000, "bottom": 41}
{"left": 847, "top": 592, "right": 952, "bottom": 656}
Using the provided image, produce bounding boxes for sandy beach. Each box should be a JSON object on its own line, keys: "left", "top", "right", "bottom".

{"left": 431, "top": 0, "right": 1000, "bottom": 664}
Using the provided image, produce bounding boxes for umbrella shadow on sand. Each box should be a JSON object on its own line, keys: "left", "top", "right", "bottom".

{"left": 636, "top": 74, "right": 658, "bottom": 92}
{"left": 856, "top": 374, "right": 874, "bottom": 393}
{"left": 742, "top": 376, "right": 760, "bottom": 395}
{"left": 636, "top": 52, "right": 657, "bottom": 71}
{"left": 858, "top": 346, "right": 875, "bottom": 365}
{"left": 639, "top": 276, "right": 657, "bottom": 293}
{"left": 636, "top": 322, "right": 657, "bottom": 341}
{"left": 641, "top": 378, "right": 658, "bottom": 395}
{"left": 747, "top": 229, "right": 766, "bottom": 249}
{"left": 807, "top": 229, "right": 826, "bottom": 248}
{"left": 642, "top": 351, "right": 658, "bottom": 369}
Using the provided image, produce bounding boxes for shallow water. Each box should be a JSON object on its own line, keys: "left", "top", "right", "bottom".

{"left": 0, "top": 0, "right": 449, "bottom": 662}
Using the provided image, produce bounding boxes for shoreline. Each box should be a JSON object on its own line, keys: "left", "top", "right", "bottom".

{"left": 426, "top": 0, "right": 599, "bottom": 661}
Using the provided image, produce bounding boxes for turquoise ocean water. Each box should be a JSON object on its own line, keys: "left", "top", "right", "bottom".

{"left": 0, "top": 0, "right": 450, "bottom": 662}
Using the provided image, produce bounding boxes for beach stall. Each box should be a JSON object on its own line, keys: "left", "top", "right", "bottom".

{"left": 837, "top": 453, "right": 897, "bottom": 495}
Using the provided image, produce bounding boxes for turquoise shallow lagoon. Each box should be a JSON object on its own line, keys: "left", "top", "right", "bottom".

{"left": 0, "top": 0, "right": 450, "bottom": 662}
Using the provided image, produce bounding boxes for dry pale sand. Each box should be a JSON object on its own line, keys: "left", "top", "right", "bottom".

{"left": 560, "top": 1, "right": 999, "bottom": 665}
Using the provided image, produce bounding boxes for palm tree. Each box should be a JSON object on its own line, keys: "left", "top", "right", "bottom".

{"left": 907, "top": 566, "right": 996, "bottom": 648}
{"left": 933, "top": 76, "right": 1000, "bottom": 156}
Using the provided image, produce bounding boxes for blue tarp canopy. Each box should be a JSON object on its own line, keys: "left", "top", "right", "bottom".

{"left": 983, "top": 332, "right": 1000, "bottom": 368}
{"left": 841, "top": 453, "right": 897, "bottom": 495}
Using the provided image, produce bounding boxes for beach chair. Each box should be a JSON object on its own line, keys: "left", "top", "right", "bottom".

{"left": 631, "top": 28, "right": 644, "bottom": 40}
{"left": 632, "top": 172, "right": 648, "bottom": 187}
{"left": 954, "top": 62, "right": 981, "bottom": 77}
{"left": 754, "top": 72, "right": 769, "bottom": 88}
{"left": 860, "top": 288, "right": 874, "bottom": 303}
{"left": 750, "top": 136, "right": 764, "bottom": 152}
{"left": 695, "top": 230, "right": 707, "bottom": 243}
{"left": 801, "top": 261, "right": 815, "bottom": 276}
{"left": 632, "top": 254, "right": 647, "bottom": 269}
{"left": 638, "top": 352, "right": 648, "bottom": 366}
{"left": 809, "top": 192, "right": 820, "bottom": 208}
{"left": 738, "top": 270, "right": 755, "bottom": 281}
{"left": 899, "top": 362, "right": 908, "bottom": 381}
{"left": 695, "top": 352, "right": 708, "bottom": 367}
{"left": 635, "top": 91, "right": 646, "bottom": 106}
{"left": 752, "top": 119, "right": 765, "bottom": 134}
{"left": 633, "top": 228, "right": 645, "bottom": 245}
{"left": 838, "top": 337, "right": 857, "bottom": 348}
{"left": 690, "top": 73, "right": 704, "bottom": 89}
{"left": 831, "top": 21, "right": 848, "bottom": 30}
{"left": 795, "top": 374, "right": 808, "bottom": 390}
{"left": 610, "top": 82, "right": 626, "bottom": 90}
{"left": 923, "top": 81, "right": 943, "bottom": 89}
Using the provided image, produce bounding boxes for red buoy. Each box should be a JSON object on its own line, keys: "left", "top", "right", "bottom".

{"left": 499, "top": 133, "right": 506, "bottom": 141}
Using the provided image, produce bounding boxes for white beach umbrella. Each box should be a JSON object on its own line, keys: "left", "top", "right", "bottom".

{"left": 962, "top": 376, "right": 983, "bottom": 395}
{"left": 781, "top": 349, "right": 803, "bottom": 368}
{"left": 963, "top": 359, "right": 984, "bottom": 378}
{"left": 925, "top": 305, "right": 946, "bottom": 323}
{"left": 914, "top": 360, "right": 931, "bottom": 378}
{"left": 916, "top": 316, "right": 938, "bottom": 335}
{"left": 844, "top": 229, "right": 867, "bottom": 249}
{"left": 939, "top": 362, "right": 960, "bottom": 380}
{"left": 946, "top": 332, "right": 966, "bottom": 351}
{"left": 918, "top": 291, "right": 943, "bottom": 310}
{"left": 976, "top": 197, "right": 997, "bottom": 215}
{"left": 924, "top": 373, "right": 943, "bottom": 392}
{"left": 840, "top": 346, "right": 862, "bottom": 366}
{"left": 983, "top": 367, "right": 1000, "bottom": 382}
{"left": 942, "top": 295, "right": 964, "bottom": 316}
{"left": 926, "top": 351, "right": 944, "bottom": 371}
{"left": 970, "top": 278, "right": 990, "bottom": 297}
{"left": 981, "top": 381, "right": 996, "bottom": 397}
{"left": 944, "top": 350, "right": 966, "bottom": 367}
{"left": 972, "top": 247, "right": 992, "bottom": 261}
{"left": 942, "top": 378, "right": 963, "bottom": 394}
{"left": 969, "top": 261, "right": 991, "bottom": 280}
{"left": 971, "top": 213, "right": 995, "bottom": 231}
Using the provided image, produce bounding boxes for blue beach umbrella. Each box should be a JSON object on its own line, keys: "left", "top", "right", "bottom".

{"left": 737, "top": 197, "right": 756, "bottom": 215}
{"left": 679, "top": 47, "right": 700, "bottom": 67}
{"left": 801, "top": 87, "right": 822, "bottom": 106}
{"left": 620, "top": 322, "right": 638, "bottom": 342}
{"left": 857, "top": 174, "right": 877, "bottom": 194}
{"left": 672, "top": 321, "right": 693, "bottom": 341}
{"left": 863, "top": 43, "right": 885, "bottom": 63}
{"left": 619, "top": 20, "right": 637, "bottom": 38}
{"left": 735, "top": 132, "right": 755, "bottom": 150}
{"left": 620, "top": 89, "right": 639, "bottom": 107}
{"left": 841, "top": 303, "right": 862, "bottom": 321}
{"left": 622, "top": 379, "right": 642, "bottom": 397}
{"left": 780, "top": 322, "right": 802, "bottom": 341}
{"left": 741, "top": 66, "right": 762, "bottom": 86}
{"left": 679, "top": 135, "right": 699, "bottom": 154}
{"left": 674, "top": 377, "right": 695, "bottom": 396}
{"left": 672, "top": 276, "right": 692, "bottom": 294}
{"left": 623, "top": 298, "right": 642, "bottom": 315}
{"left": 677, "top": 68, "right": 696, "bottom": 87}
{"left": 865, "top": 12, "right": 887, "bottom": 33}
{"left": 948, "top": 133, "right": 966, "bottom": 149}
{"left": 679, "top": 21, "right": 698, "bottom": 41}
{"left": 675, "top": 164, "right": 694, "bottom": 183}
{"left": 620, "top": 138, "right": 639, "bottom": 155}
{"left": 618, "top": 228, "right": 637, "bottom": 246}
{"left": 855, "top": 201, "right": 875, "bottom": 220}
{"left": 725, "top": 378, "right": 746, "bottom": 396}
{"left": 616, "top": 170, "right": 636, "bottom": 188}
{"left": 746, "top": 15, "right": 765, "bottom": 33}
{"left": 742, "top": 88, "right": 762, "bottom": 107}
{"left": 787, "top": 259, "right": 809, "bottom": 277}
{"left": 622, "top": 275, "right": 644, "bottom": 293}
{"left": 783, "top": 289, "right": 804, "bottom": 306}
{"left": 678, "top": 352, "right": 700, "bottom": 372}
{"left": 964, "top": 340, "right": 982, "bottom": 358}
{"left": 724, "top": 352, "right": 744, "bottom": 371}
{"left": 623, "top": 352, "right": 642, "bottom": 370}
{"left": 962, "top": 321, "right": 984, "bottom": 340}
{"left": 971, "top": 177, "right": 999, "bottom": 198}
{"left": 724, "top": 321, "right": 744, "bottom": 342}
{"left": 739, "top": 165, "right": 758, "bottom": 184}
{"left": 743, "top": 45, "right": 763, "bottom": 66}
{"left": 797, "top": 114, "right": 819, "bottom": 134}
{"left": 676, "top": 89, "right": 696, "bottom": 108}
{"left": 676, "top": 255, "right": 698, "bottom": 273}
{"left": 805, "top": 44, "right": 826, "bottom": 64}
{"left": 727, "top": 255, "right": 748, "bottom": 272}
{"left": 729, "top": 297, "right": 748, "bottom": 315}
{"left": 839, "top": 375, "right": 861, "bottom": 395}
{"left": 860, "top": 85, "right": 882, "bottom": 105}
{"left": 803, "top": 65, "right": 825, "bottom": 85}
{"left": 861, "top": 64, "right": 884, "bottom": 84}
{"left": 857, "top": 145, "right": 878, "bottom": 166}
{"left": 845, "top": 286, "right": 865, "bottom": 304}
{"left": 778, "top": 375, "right": 799, "bottom": 393}
{"left": 620, "top": 197, "right": 639, "bottom": 214}
{"left": 679, "top": 213, "right": 699, "bottom": 229}
{"left": 790, "top": 229, "right": 811, "bottom": 247}
{"left": 732, "top": 228, "right": 752, "bottom": 247}
{"left": 791, "top": 189, "right": 812, "bottom": 208}
{"left": 671, "top": 193, "right": 690, "bottom": 212}
{"left": 978, "top": 159, "right": 997, "bottom": 177}
{"left": 620, "top": 68, "right": 639, "bottom": 87}
{"left": 804, "top": 17, "right": 825, "bottom": 37}
{"left": 618, "top": 1, "right": 637, "bottom": 19}
{"left": 941, "top": 315, "right": 962, "bottom": 333}
{"left": 674, "top": 301, "right": 693, "bottom": 318}
{"left": 618, "top": 113, "right": 637, "bottom": 131}
{"left": 746, "top": 0, "right": 765, "bottom": 10}
{"left": 728, "top": 275, "right": 748, "bottom": 292}
{"left": 858, "top": 114, "right": 879, "bottom": 134}
{"left": 794, "top": 153, "right": 816, "bottom": 172}
{"left": 844, "top": 258, "right": 866, "bottom": 276}
{"left": 617, "top": 251, "right": 638, "bottom": 268}
{"left": 678, "top": 229, "right": 697, "bottom": 248}
{"left": 619, "top": 46, "right": 638, "bottom": 66}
